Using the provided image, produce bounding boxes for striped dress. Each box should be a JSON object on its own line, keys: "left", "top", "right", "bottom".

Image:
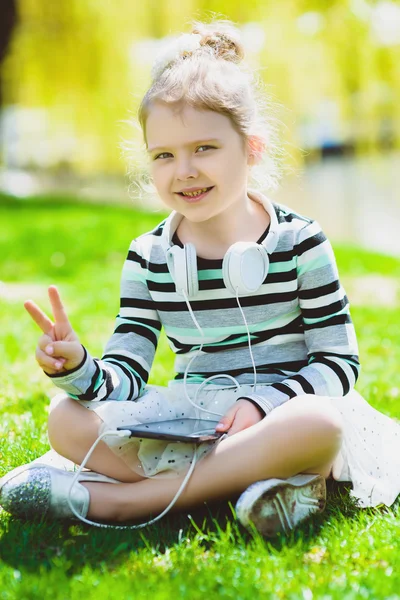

{"left": 47, "top": 193, "right": 360, "bottom": 418}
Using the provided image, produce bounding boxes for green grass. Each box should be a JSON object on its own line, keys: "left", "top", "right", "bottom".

{"left": 1, "top": 192, "right": 400, "bottom": 599}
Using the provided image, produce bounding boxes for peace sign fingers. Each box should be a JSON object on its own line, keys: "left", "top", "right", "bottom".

{"left": 25, "top": 285, "right": 83, "bottom": 375}
{"left": 24, "top": 298, "right": 54, "bottom": 336}
{"left": 24, "top": 286, "right": 74, "bottom": 340}
{"left": 47, "top": 285, "right": 72, "bottom": 329}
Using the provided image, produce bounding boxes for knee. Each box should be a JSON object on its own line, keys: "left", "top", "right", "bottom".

{"left": 311, "top": 406, "right": 343, "bottom": 453}
{"left": 271, "top": 395, "right": 344, "bottom": 448}
{"left": 47, "top": 395, "right": 82, "bottom": 452}
{"left": 48, "top": 392, "right": 72, "bottom": 414}
{"left": 301, "top": 395, "right": 343, "bottom": 431}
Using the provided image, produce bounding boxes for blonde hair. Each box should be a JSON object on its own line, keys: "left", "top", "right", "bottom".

{"left": 126, "top": 18, "right": 286, "bottom": 205}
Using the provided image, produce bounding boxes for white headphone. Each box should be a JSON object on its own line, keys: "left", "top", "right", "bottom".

{"left": 162, "top": 190, "right": 280, "bottom": 298}
{"left": 166, "top": 241, "right": 271, "bottom": 297}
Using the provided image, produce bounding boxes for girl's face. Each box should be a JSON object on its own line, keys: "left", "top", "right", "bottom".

{"left": 145, "top": 101, "right": 252, "bottom": 224}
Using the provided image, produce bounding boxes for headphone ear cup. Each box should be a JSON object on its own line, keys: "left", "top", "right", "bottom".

{"left": 184, "top": 243, "right": 199, "bottom": 297}
{"left": 166, "top": 244, "right": 199, "bottom": 297}
{"left": 166, "top": 246, "right": 188, "bottom": 296}
{"left": 223, "top": 242, "right": 269, "bottom": 295}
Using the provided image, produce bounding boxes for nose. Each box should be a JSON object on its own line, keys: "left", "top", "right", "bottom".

{"left": 175, "top": 156, "right": 198, "bottom": 180}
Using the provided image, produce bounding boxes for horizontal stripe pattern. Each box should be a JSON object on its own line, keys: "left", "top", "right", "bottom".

{"left": 47, "top": 202, "right": 360, "bottom": 409}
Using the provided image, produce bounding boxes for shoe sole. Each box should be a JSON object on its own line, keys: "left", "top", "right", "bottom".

{"left": 236, "top": 473, "right": 326, "bottom": 537}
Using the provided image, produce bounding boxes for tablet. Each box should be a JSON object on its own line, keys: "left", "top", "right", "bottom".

{"left": 117, "top": 418, "right": 223, "bottom": 443}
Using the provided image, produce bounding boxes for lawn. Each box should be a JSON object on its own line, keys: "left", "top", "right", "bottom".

{"left": 0, "top": 192, "right": 399, "bottom": 599}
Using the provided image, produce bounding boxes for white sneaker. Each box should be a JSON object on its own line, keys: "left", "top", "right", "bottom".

{"left": 235, "top": 473, "right": 326, "bottom": 537}
{"left": 31, "top": 449, "right": 79, "bottom": 472}
{"left": 0, "top": 463, "right": 121, "bottom": 521}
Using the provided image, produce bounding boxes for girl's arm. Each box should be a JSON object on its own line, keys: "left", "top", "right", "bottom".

{"left": 238, "top": 220, "right": 360, "bottom": 416}
{"left": 44, "top": 239, "right": 161, "bottom": 402}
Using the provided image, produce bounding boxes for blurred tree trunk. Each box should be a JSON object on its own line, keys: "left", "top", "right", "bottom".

{"left": 0, "top": 0, "right": 17, "bottom": 108}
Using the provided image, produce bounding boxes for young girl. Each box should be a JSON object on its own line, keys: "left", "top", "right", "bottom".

{"left": 1, "top": 19, "right": 400, "bottom": 537}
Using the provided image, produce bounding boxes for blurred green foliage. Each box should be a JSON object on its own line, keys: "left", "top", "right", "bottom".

{"left": 2, "top": 1, "right": 400, "bottom": 175}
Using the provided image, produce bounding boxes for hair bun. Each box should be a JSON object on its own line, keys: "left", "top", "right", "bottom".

{"left": 191, "top": 20, "right": 245, "bottom": 64}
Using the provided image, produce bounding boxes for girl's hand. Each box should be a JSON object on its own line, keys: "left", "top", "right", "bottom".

{"left": 215, "top": 399, "right": 264, "bottom": 437}
{"left": 24, "top": 285, "right": 85, "bottom": 376}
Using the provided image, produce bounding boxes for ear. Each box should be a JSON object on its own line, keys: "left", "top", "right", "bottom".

{"left": 247, "top": 135, "right": 266, "bottom": 166}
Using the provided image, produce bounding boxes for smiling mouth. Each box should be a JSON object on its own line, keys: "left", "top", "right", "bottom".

{"left": 176, "top": 186, "right": 214, "bottom": 200}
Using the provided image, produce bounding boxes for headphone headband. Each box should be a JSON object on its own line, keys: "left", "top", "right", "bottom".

{"left": 162, "top": 190, "right": 280, "bottom": 297}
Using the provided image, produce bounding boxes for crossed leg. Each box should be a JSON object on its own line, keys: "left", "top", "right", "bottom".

{"left": 48, "top": 393, "right": 343, "bottom": 522}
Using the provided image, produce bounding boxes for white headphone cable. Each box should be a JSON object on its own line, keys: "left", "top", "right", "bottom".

{"left": 66, "top": 428, "right": 215, "bottom": 529}
{"left": 235, "top": 288, "right": 258, "bottom": 393}
{"left": 181, "top": 289, "right": 240, "bottom": 418}
{"left": 181, "top": 288, "right": 258, "bottom": 417}
{"left": 66, "top": 286, "right": 258, "bottom": 529}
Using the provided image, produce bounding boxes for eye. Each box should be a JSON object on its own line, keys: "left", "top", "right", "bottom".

{"left": 154, "top": 152, "right": 172, "bottom": 160}
{"left": 196, "top": 145, "right": 215, "bottom": 152}
{"left": 153, "top": 145, "right": 215, "bottom": 160}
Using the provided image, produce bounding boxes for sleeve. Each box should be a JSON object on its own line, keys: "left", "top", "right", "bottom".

{"left": 238, "top": 220, "right": 361, "bottom": 417}
{"left": 45, "top": 239, "right": 162, "bottom": 401}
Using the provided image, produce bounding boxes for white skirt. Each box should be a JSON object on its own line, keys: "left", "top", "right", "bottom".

{"left": 64, "top": 382, "right": 400, "bottom": 509}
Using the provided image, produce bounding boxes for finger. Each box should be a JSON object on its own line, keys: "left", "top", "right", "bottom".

{"left": 38, "top": 333, "right": 57, "bottom": 351}
{"left": 227, "top": 417, "right": 255, "bottom": 437}
{"left": 48, "top": 285, "right": 72, "bottom": 327}
{"left": 216, "top": 423, "right": 229, "bottom": 432}
{"left": 227, "top": 418, "right": 242, "bottom": 437}
{"left": 24, "top": 300, "right": 54, "bottom": 335}
{"left": 216, "top": 417, "right": 230, "bottom": 431}
{"left": 38, "top": 335, "right": 66, "bottom": 358}
{"left": 46, "top": 341, "right": 83, "bottom": 360}
{"left": 35, "top": 348, "right": 67, "bottom": 373}
{"left": 215, "top": 404, "right": 238, "bottom": 431}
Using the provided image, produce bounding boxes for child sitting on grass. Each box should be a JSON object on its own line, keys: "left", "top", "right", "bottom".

{"left": 1, "top": 18, "right": 400, "bottom": 537}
